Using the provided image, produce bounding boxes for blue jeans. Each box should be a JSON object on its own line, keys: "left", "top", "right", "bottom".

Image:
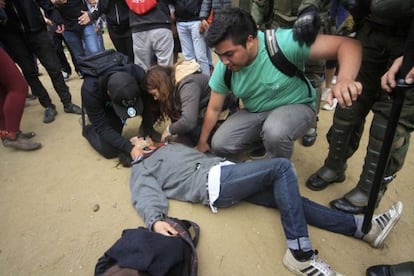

{"left": 176, "top": 20, "right": 210, "bottom": 76}
{"left": 63, "top": 24, "right": 101, "bottom": 69}
{"left": 212, "top": 104, "right": 315, "bottom": 159}
{"left": 214, "top": 158, "right": 357, "bottom": 251}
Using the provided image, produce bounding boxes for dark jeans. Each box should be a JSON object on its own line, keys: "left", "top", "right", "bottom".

{"left": 1, "top": 30, "right": 72, "bottom": 108}
{"left": 49, "top": 31, "right": 80, "bottom": 74}
{"left": 215, "top": 158, "right": 357, "bottom": 250}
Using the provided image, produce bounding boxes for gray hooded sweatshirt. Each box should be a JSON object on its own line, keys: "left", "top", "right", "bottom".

{"left": 130, "top": 143, "right": 224, "bottom": 229}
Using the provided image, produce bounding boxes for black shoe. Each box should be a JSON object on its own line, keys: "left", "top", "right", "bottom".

{"left": 64, "top": 103, "right": 82, "bottom": 114}
{"left": 43, "top": 106, "right": 57, "bottom": 123}
{"left": 366, "top": 261, "right": 414, "bottom": 276}
{"left": 366, "top": 264, "right": 392, "bottom": 276}
{"left": 301, "top": 128, "right": 317, "bottom": 147}
{"left": 26, "top": 94, "right": 37, "bottom": 101}
{"left": 329, "top": 197, "right": 366, "bottom": 214}
{"left": 62, "top": 71, "right": 71, "bottom": 81}
{"left": 306, "top": 167, "right": 346, "bottom": 191}
{"left": 248, "top": 145, "right": 268, "bottom": 160}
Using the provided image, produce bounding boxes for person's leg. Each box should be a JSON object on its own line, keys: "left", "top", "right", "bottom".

{"left": 263, "top": 103, "right": 315, "bottom": 159}
{"left": 329, "top": 25, "right": 407, "bottom": 213}
{"left": 52, "top": 32, "right": 72, "bottom": 75}
{"left": 215, "top": 158, "right": 311, "bottom": 251}
{"left": 0, "top": 48, "right": 27, "bottom": 133}
{"left": 189, "top": 21, "right": 210, "bottom": 76}
{"left": 211, "top": 109, "right": 267, "bottom": 157}
{"left": 1, "top": 32, "right": 54, "bottom": 109}
{"left": 132, "top": 31, "right": 153, "bottom": 71}
{"left": 0, "top": 48, "right": 42, "bottom": 151}
{"left": 62, "top": 30, "right": 86, "bottom": 69}
{"left": 108, "top": 28, "right": 134, "bottom": 62}
{"left": 151, "top": 28, "right": 174, "bottom": 67}
{"left": 81, "top": 24, "right": 101, "bottom": 55}
{"left": 29, "top": 31, "right": 76, "bottom": 109}
{"left": 176, "top": 21, "right": 196, "bottom": 61}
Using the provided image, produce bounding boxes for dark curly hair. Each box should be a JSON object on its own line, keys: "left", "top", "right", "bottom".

{"left": 206, "top": 7, "right": 258, "bottom": 48}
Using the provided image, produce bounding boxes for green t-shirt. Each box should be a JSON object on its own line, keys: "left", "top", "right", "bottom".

{"left": 209, "top": 29, "right": 316, "bottom": 113}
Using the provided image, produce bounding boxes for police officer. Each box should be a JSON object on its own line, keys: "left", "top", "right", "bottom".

{"left": 306, "top": 0, "right": 414, "bottom": 214}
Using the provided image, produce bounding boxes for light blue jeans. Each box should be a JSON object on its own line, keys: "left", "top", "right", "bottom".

{"left": 176, "top": 20, "right": 210, "bottom": 76}
{"left": 212, "top": 103, "right": 316, "bottom": 159}
{"left": 214, "top": 158, "right": 358, "bottom": 251}
{"left": 63, "top": 24, "right": 101, "bottom": 67}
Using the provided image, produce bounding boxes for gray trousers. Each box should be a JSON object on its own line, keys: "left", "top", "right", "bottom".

{"left": 211, "top": 103, "right": 315, "bottom": 159}
{"left": 132, "top": 28, "right": 174, "bottom": 71}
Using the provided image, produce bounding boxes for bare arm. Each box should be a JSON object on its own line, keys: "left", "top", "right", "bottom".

{"left": 196, "top": 91, "right": 226, "bottom": 152}
{"left": 310, "top": 34, "right": 363, "bottom": 107}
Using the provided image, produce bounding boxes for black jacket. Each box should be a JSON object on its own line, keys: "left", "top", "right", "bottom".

{"left": 54, "top": 0, "right": 89, "bottom": 33}
{"left": 128, "top": 0, "right": 172, "bottom": 33}
{"left": 90, "top": 0, "right": 130, "bottom": 28}
{"left": 81, "top": 64, "right": 146, "bottom": 155}
{"left": 0, "top": 0, "right": 63, "bottom": 33}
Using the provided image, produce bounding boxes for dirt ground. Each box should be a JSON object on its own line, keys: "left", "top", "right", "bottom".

{"left": 1, "top": 47, "right": 414, "bottom": 276}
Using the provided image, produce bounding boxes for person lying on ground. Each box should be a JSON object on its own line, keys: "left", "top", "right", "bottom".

{"left": 128, "top": 138, "right": 403, "bottom": 276}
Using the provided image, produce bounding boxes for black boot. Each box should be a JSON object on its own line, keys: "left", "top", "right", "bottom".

{"left": 366, "top": 261, "right": 414, "bottom": 276}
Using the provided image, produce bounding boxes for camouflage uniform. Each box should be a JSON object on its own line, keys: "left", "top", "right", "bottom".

{"left": 306, "top": 0, "right": 414, "bottom": 214}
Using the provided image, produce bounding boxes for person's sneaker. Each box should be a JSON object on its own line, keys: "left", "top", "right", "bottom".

{"left": 363, "top": 201, "right": 403, "bottom": 248}
{"left": 248, "top": 145, "right": 268, "bottom": 160}
{"left": 43, "top": 106, "right": 57, "bottom": 123}
{"left": 283, "top": 249, "right": 340, "bottom": 276}
{"left": 62, "top": 71, "right": 70, "bottom": 81}
{"left": 2, "top": 134, "right": 41, "bottom": 151}
{"left": 26, "top": 93, "right": 37, "bottom": 101}
{"left": 322, "top": 98, "right": 338, "bottom": 111}
{"left": 64, "top": 103, "right": 82, "bottom": 114}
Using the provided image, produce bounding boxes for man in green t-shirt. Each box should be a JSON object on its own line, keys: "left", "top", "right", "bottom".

{"left": 195, "top": 8, "right": 362, "bottom": 160}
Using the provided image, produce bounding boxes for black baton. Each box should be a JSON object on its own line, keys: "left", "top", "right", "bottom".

{"left": 362, "top": 18, "right": 414, "bottom": 233}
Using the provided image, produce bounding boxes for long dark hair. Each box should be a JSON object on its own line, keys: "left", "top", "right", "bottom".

{"left": 144, "top": 65, "right": 182, "bottom": 122}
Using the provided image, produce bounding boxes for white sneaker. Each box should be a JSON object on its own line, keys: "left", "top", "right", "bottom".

{"left": 322, "top": 98, "right": 338, "bottom": 111}
{"left": 363, "top": 201, "right": 403, "bottom": 248}
{"left": 321, "top": 88, "right": 332, "bottom": 101}
{"left": 283, "top": 249, "right": 341, "bottom": 276}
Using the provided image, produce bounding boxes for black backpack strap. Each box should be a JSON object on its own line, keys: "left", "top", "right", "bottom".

{"left": 224, "top": 67, "right": 232, "bottom": 90}
{"left": 264, "top": 29, "right": 313, "bottom": 98}
{"left": 165, "top": 217, "right": 200, "bottom": 276}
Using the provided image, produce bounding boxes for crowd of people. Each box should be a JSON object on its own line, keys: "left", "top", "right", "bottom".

{"left": 1, "top": 0, "right": 414, "bottom": 275}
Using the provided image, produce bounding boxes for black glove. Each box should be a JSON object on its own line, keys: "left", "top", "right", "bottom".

{"left": 293, "top": 7, "right": 321, "bottom": 46}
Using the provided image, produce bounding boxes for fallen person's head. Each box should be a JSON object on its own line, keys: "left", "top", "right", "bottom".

{"left": 129, "top": 136, "right": 154, "bottom": 149}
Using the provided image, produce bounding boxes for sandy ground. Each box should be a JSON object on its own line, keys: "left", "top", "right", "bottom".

{"left": 1, "top": 47, "right": 414, "bottom": 276}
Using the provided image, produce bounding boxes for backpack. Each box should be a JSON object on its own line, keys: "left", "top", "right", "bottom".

{"left": 125, "top": 0, "right": 158, "bottom": 15}
{"left": 224, "top": 29, "right": 312, "bottom": 98}
{"left": 78, "top": 50, "right": 130, "bottom": 133}
{"left": 94, "top": 217, "right": 200, "bottom": 276}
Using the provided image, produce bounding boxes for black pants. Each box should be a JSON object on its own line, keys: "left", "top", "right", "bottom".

{"left": 108, "top": 25, "right": 134, "bottom": 62}
{"left": 1, "top": 30, "right": 72, "bottom": 108}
